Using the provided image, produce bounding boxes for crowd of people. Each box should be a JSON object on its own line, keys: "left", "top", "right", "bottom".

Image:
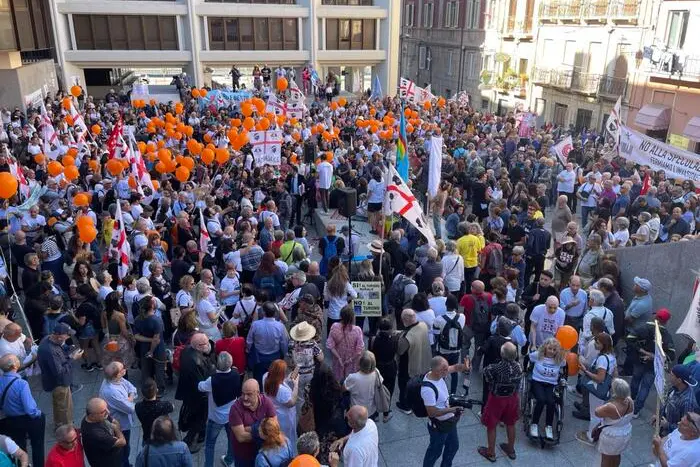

{"left": 0, "top": 63, "right": 696, "bottom": 467}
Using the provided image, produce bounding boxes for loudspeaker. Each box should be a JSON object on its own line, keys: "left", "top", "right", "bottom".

{"left": 337, "top": 187, "right": 357, "bottom": 218}
{"left": 303, "top": 141, "right": 317, "bottom": 164}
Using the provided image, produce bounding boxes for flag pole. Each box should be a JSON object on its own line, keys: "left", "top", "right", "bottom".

{"left": 378, "top": 162, "right": 391, "bottom": 278}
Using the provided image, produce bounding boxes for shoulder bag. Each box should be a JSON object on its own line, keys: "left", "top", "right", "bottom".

{"left": 373, "top": 369, "right": 392, "bottom": 414}
{"left": 582, "top": 354, "right": 612, "bottom": 401}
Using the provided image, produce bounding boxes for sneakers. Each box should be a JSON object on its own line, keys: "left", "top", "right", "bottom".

{"left": 71, "top": 384, "right": 84, "bottom": 394}
{"left": 396, "top": 405, "right": 413, "bottom": 415}
{"left": 93, "top": 363, "right": 103, "bottom": 371}
{"left": 575, "top": 431, "right": 594, "bottom": 446}
{"left": 529, "top": 424, "right": 539, "bottom": 438}
{"left": 545, "top": 425, "right": 554, "bottom": 440}
{"left": 81, "top": 363, "right": 94, "bottom": 372}
{"left": 383, "top": 411, "right": 394, "bottom": 423}
{"left": 220, "top": 455, "right": 231, "bottom": 467}
{"left": 632, "top": 412, "right": 641, "bottom": 419}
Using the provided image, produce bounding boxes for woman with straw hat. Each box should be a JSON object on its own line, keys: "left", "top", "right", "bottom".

{"left": 289, "top": 321, "right": 323, "bottom": 410}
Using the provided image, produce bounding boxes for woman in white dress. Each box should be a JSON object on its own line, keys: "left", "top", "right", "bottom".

{"left": 594, "top": 378, "right": 634, "bottom": 467}
{"left": 263, "top": 359, "right": 300, "bottom": 455}
{"left": 194, "top": 281, "right": 221, "bottom": 341}
{"left": 344, "top": 350, "right": 391, "bottom": 422}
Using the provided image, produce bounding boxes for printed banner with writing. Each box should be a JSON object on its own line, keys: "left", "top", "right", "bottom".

{"left": 619, "top": 125, "right": 700, "bottom": 182}
{"left": 351, "top": 281, "right": 382, "bottom": 317}
{"left": 250, "top": 130, "right": 283, "bottom": 166}
{"left": 677, "top": 278, "right": 700, "bottom": 345}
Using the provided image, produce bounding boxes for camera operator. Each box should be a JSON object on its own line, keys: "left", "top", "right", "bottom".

{"left": 421, "top": 355, "right": 471, "bottom": 467}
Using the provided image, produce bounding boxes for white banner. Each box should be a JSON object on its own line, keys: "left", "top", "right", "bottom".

{"left": 250, "top": 130, "right": 283, "bottom": 166}
{"left": 677, "top": 277, "right": 700, "bottom": 344}
{"left": 654, "top": 321, "right": 666, "bottom": 399}
{"left": 428, "top": 135, "right": 443, "bottom": 198}
{"left": 619, "top": 125, "right": 700, "bottom": 182}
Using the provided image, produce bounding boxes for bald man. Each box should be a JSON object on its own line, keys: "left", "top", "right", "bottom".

{"left": 529, "top": 296, "right": 565, "bottom": 348}
{"left": 0, "top": 323, "right": 35, "bottom": 372}
{"left": 81, "top": 398, "right": 126, "bottom": 467}
{"left": 229, "top": 379, "right": 277, "bottom": 466}
{"left": 99, "top": 362, "right": 137, "bottom": 467}
{"left": 329, "top": 406, "right": 379, "bottom": 467}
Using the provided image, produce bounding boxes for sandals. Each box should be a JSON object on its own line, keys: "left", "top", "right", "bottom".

{"left": 477, "top": 447, "right": 497, "bottom": 463}
{"left": 499, "top": 443, "right": 517, "bottom": 460}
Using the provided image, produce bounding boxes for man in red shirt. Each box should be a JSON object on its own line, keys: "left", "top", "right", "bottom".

{"left": 229, "top": 379, "right": 277, "bottom": 467}
{"left": 459, "top": 280, "right": 494, "bottom": 372}
{"left": 46, "top": 424, "right": 85, "bottom": 467}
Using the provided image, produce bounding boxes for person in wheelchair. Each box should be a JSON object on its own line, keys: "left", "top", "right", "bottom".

{"left": 528, "top": 337, "right": 567, "bottom": 440}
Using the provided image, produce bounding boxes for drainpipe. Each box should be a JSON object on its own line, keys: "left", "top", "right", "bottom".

{"left": 457, "top": 20, "right": 466, "bottom": 92}
{"left": 598, "top": 27, "right": 614, "bottom": 130}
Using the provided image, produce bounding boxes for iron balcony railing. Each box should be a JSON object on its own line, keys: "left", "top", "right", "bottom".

{"left": 538, "top": 0, "right": 638, "bottom": 22}
{"left": 533, "top": 66, "right": 627, "bottom": 97}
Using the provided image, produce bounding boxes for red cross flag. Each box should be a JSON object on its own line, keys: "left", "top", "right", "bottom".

{"left": 552, "top": 135, "right": 573, "bottom": 166}
{"left": 114, "top": 201, "right": 131, "bottom": 280}
{"left": 69, "top": 101, "right": 89, "bottom": 142}
{"left": 400, "top": 78, "right": 417, "bottom": 102}
{"left": 384, "top": 164, "right": 436, "bottom": 247}
{"left": 250, "top": 130, "right": 283, "bottom": 166}
{"left": 199, "top": 208, "right": 211, "bottom": 255}
{"left": 107, "top": 118, "right": 124, "bottom": 160}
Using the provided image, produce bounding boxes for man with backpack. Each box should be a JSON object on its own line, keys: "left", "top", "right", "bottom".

{"left": 459, "top": 280, "right": 493, "bottom": 372}
{"left": 396, "top": 310, "right": 432, "bottom": 414}
{"left": 478, "top": 232, "right": 504, "bottom": 286}
{"left": 318, "top": 224, "right": 344, "bottom": 277}
{"left": 419, "top": 355, "right": 471, "bottom": 467}
{"left": 432, "top": 295, "right": 465, "bottom": 394}
{"left": 388, "top": 262, "right": 418, "bottom": 330}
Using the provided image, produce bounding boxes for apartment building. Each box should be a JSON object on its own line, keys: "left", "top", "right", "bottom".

{"left": 527, "top": 0, "right": 653, "bottom": 131}
{"left": 399, "top": 0, "right": 488, "bottom": 103}
{"left": 628, "top": 0, "right": 700, "bottom": 152}
{"left": 47, "top": 0, "right": 400, "bottom": 95}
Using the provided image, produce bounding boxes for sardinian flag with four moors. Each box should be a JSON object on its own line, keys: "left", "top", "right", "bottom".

{"left": 384, "top": 164, "right": 436, "bottom": 247}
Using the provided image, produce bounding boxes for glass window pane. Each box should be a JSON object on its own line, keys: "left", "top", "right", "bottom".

{"left": 30, "top": 0, "right": 48, "bottom": 49}
{"left": 125, "top": 16, "right": 145, "bottom": 49}
{"left": 143, "top": 16, "right": 160, "bottom": 49}
{"left": 91, "top": 16, "right": 111, "bottom": 49}
{"left": 73, "top": 14, "right": 92, "bottom": 50}
{"left": 254, "top": 18, "right": 268, "bottom": 50}
{"left": 209, "top": 17, "right": 224, "bottom": 49}
{"left": 269, "top": 18, "right": 282, "bottom": 50}
{"left": 351, "top": 20, "right": 362, "bottom": 49}
{"left": 0, "top": 0, "right": 15, "bottom": 50}
{"left": 326, "top": 19, "right": 338, "bottom": 49}
{"left": 159, "top": 16, "right": 177, "bottom": 50}
{"left": 339, "top": 19, "right": 350, "bottom": 50}
{"left": 283, "top": 18, "right": 297, "bottom": 50}
{"left": 239, "top": 18, "right": 253, "bottom": 49}
{"left": 13, "top": 0, "right": 35, "bottom": 50}
{"left": 108, "top": 16, "right": 127, "bottom": 49}
{"left": 362, "top": 19, "right": 374, "bottom": 49}
{"left": 225, "top": 18, "right": 239, "bottom": 49}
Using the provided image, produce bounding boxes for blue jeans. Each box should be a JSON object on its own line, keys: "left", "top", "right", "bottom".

{"left": 581, "top": 205, "right": 595, "bottom": 229}
{"left": 631, "top": 363, "right": 654, "bottom": 414}
{"left": 423, "top": 422, "right": 459, "bottom": 467}
{"left": 122, "top": 429, "right": 131, "bottom": 467}
{"left": 439, "top": 352, "right": 459, "bottom": 394}
{"left": 432, "top": 212, "right": 443, "bottom": 240}
{"left": 204, "top": 420, "right": 233, "bottom": 467}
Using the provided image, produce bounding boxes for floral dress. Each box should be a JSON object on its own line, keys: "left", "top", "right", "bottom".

{"left": 326, "top": 323, "right": 364, "bottom": 382}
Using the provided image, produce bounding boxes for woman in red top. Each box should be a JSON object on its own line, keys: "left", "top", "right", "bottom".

{"left": 216, "top": 321, "right": 247, "bottom": 373}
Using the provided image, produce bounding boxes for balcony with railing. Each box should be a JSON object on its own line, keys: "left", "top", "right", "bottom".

{"left": 583, "top": 0, "right": 608, "bottom": 21}
{"left": 559, "top": 1, "right": 582, "bottom": 22}
{"left": 646, "top": 52, "right": 700, "bottom": 81}
{"left": 608, "top": 0, "right": 639, "bottom": 23}
{"left": 598, "top": 74, "right": 627, "bottom": 97}
{"left": 321, "top": 0, "right": 372, "bottom": 4}
{"left": 538, "top": 0, "right": 638, "bottom": 23}
{"left": 533, "top": 66, "right": 627, "bottom": 98}
{"left": 538, "top": 2, "right": 560, "bottom": 22}
{"left": 503, "top": 16, "right": 534, "bottom": 39}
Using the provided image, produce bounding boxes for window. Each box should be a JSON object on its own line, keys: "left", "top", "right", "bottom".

{"left": 445, "top": 1, "right": 459, "bottom": 28}
{"left": 575, "top": 109, "right": 593, "bottom": 131}
{"left": 563, "top": 40, "right": 576, "bottom": 66}
{"left": 587, "top": 42, "right": 602, "bottom": 73}
{"left": 207, "top": 17, "right": 298, "bottom": 50}
{"left": 422, "top": 2, "right": 434, "bottom": 28}
{"left": 466, "top": 0, "right": 480, "bottom": 28}
{"left": 0, "top": 0, "right": 52, "bottom": 51}
{"left": 553, "top": 103, "right": 568, "bottom": 127}
{"left": 419, "top": 45, "right": 426, "bottom": 69}
{"left": 481, "top": 98, "right": 489, "bottom": 110}
{"left": 205, "top": 0, "right": 297, "bottom": 3}
{"left": 467, "top": 52, "right": 477, "bottom": 78}
{"left": 447, "top": 50, "right": 454, "bottom": 76}
{"left": 325, "top": 18, "right": 374, "bottom": 50}
{"left": 666, "top": 10, "right": 689, "bottom": 49}
{"left": 519, "top": 58, "right": 528, "bottom": 75}
{"left": 405, "top": 3, "right": 414, "bottom": 27}
{"left": 487, "top": 0, "right": 496, "bottom": 28}
{"left": 73, "top": 15, "right": 178, "bottom": 50}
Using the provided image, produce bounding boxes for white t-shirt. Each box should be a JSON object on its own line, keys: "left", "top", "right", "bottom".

{"left": 343, "top": 419, "right": 379, "bottom": 467}
{"left": 613, "top": 229, "right": 629, "bottom": 247}
{"left": 433, "top": 311, "right": 466, "bottom": 355}
{"left": 528, "top": 351, "right": 566, "bottom": 385}
{"left": 577, "top": 182, "right": 601, "bottom": 207}
{"left": 176, "top": 290, "right": 193, "bottom": 309}
{"left": 660, "top": 428, "right": 700, "bottom": 467}
{"left": 592, "top": 353, "right": 617, "bottom": 375}
{"left": 220, "top": 275, "right": 240, "bottom": 306}
{"left": 428, "top": 296, "right": 447, "bottom": 318}
{"left": 415, "top": 309, "right": 436, "bottom": 346}
{"left": 557, "top": 169, "right": 576, "bottom": 193}
{"left": 367, "top": 179, "right": 386, "bottom": 204}
{"left": 421, "top": 374, "right": 453, "bottom": 421}
{"left": 530, "top": 305, "right": 566, "bottom": 347}
{"left": 345, "top": 371, "right": 382, "bottom": 416}
{"left": 317, "top": 161, "right": 333, "bottom": 189}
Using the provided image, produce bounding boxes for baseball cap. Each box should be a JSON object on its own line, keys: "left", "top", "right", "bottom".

{"left": 671, "top": 364, "right": 697, "bottom": 386}
{"left": 655, "top": 308, "right": 671, "bottom": 324}
{"left": 52, "top": 323, "right": 74, "bottom": 336}
{"left": 634, "top": 277, "right": 651, "bottom": 292}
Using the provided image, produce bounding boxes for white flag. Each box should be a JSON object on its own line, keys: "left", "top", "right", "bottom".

{"left": 654, "top": 321, "right": 667, "bottom": 399}
{"left": 266, "top": 94, "right": 286, "bottom": 116}
{"left": 551, "top": 135, "right": 573, "bottom": 166}
{"left": 199, "top": 208, "right": 211, "bottom": 255}
{"left": 114, "top": 202, "right": 131, "bottom": 280}
{"left": 69, "top": 101, "right": 89, "bottom": 142}
{"left": 605, "top": 96, "right": 622, "bottom": 150}
{"left": 40, "top": 102, "right": 57, "bottom": 153}
{"left": 384, "top": 164, "right": 436, "bottom": 247}
{"left": 417, "top": 84, "right": 435, "bottom": 104}
{"left": 399, "top": 77, "right": 417, "bottom": 101}
{"left": 250, "top": 130, "right": 283, "bottom": 166}
{"left": 288, "top": 79, "right": 304, "bottom": 103}
{"left": 428, "top": 136, "right": 443, "bottom": 198}
{"left": 678, "top": 278, "right": 700, "bottom": 345}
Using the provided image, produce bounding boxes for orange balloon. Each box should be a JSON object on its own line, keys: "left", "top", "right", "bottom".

{"left": 78, "top": 225, "right": 97, "bottom": 243}
{"left": 330, "top": 102, "right": 339, "bottom": 111}
{"left": 215, "top": 148, "right": 230, "bottom": 165}
{"left": 199, "top": 88, "right": 208, "bottom": 97}
{"left": 556, "top": 325, "right": 579, "bottom": 351}
{"left": 175, "top": 166, "right": 190, "bottom": 182}
{"left": 146, "top": 142, "right": 157, "bottom": 153}
{"left": 104, "top": 341, "right": 120, "bottom": 353}
{"left": 191, "top": 89, "right": 201, "bottom": 99}
{"left": 241, "top": 102, "right": 253, "bottom": 117}
{"left": 64, "top": 165, "right": 79, "bottom": 181}
{"left": 106, "top": 159, "right": 123, "bottom": 176}
{"left": 73, "top": 192, "right": 89, "bottom": 206}
{"left": 252, "top": 98, "right": 265, "bottom": 114}
{"left": 155, "top": 161, "right": 167, "bottom": 173}
{"left": 67, "top": 147, "right": 78, "bottom": 157}
{"left": 243, "top": 117, "right": 255, "bottom": 130}
{"left": 277, "top": 77, "right": 288, "bottom": 91}
{"left": 157, "top": 140, "right": 166, "bottom": 149}
{"left": 76, "top": 215, "right": 93, "bottom": 230}
{"left": 338, "top": 97, "right": 347, "bottom": 107}
{"left": 292, "top": 132, "right": 301, "bottom": 142}
{"left": 62, "top": 155, "right": 75, "bottom": 167}
{"left": 70, "top": 85, "right": 82, "bottom": 97}
{"left": 128, "top": 176, "right": 137, "bottom": 189}
{"left": 181, "top": 156, "right": 195, "bottom": 170}
{"left": 151, "top": 179, "right": 160, "bottom": 190}
{"left": 258, "top": 117, "right": 271, "bottom": 130}
{"left": 47, "top": 161, "right": 64, "bottom": 177}
{"left": 0, "top": 173, "right": 18, "bottom": 199}
{"left": 64, "top": 115, "right": 74, "bottom": 126}
{"left": 33, "top": 153, "right": 45, "bottom": 164}
{"left": 423, "top": 101, "right": 432, "bottom": 110}
{"left": 231, "top": 118, "right": 242, "bottom": 127}
{"left": 88, "top": 159, "right": 100, "bottom": 172}
{"left": 62, "top": 98, "right": 72, "bottom": 111}
{"left": 201, "top": 148, "right": 215, "bottom": 164}
{"left": 91, "top": 124, "right": 101, "bottom": 135}
{"left": 566, "top": 352, "right": 579, "bottom": 376}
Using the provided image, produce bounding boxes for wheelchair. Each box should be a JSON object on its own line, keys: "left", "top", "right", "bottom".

{"left": 520, "top": 357, "right": 568, "bottom": 448}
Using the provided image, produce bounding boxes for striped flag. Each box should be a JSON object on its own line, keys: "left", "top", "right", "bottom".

{"left": 114, "top": 201, "right": 131, "bottom": 280}
{"left": 396, "top": 103, "right": 409, "bottom": 182}
{"left": 199, "top": 208, "right": 211, "bottom": 254}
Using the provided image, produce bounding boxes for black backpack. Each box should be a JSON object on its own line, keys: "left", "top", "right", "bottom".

{"left": 406, "top": 373, "right": 438, "bottom": 418}
{"left": 471, "top": 295, "right": 491, "bottom": 334}
{"left": 388, "top": 275, "right": 414, "bottom": 312}
{"left": 438, "top": 314, "right": 463, "bottom": 352}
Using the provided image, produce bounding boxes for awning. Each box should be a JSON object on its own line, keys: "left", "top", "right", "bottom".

{"left": 683, "top": 116, "right": 700, "bottom": 140}
{"left": 634, "top": 104, "right": 671, "bottom": 131}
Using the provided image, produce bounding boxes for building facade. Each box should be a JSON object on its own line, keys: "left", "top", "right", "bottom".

{"left": 399, "top": 0, "right": 488, "bottom": 103}
{"left": 48, "top": 0, "right": 400, "bottom": 95}
{"left": 527, "top": 0, "right": 649, "bottom": 132}
{"left": 628, "top": 0, "right": 700, "bottom": 153}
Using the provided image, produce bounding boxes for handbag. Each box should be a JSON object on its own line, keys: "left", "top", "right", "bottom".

{"left": 590, "top": 422, "right": 608, "bottom": 442}
{"left": 582, "top": 355, "right": 612, "bottom": 401}
{"left": 373, "top": 369, "right": 391, "bottom": 414}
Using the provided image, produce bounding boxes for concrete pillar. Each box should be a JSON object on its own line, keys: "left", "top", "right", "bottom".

{"left": 299, "top": 0, "right": 318, "bottom": 70}
{"left": 373, "top": 0, "right": 399, "bottom": 97}
{"left": 185, "top": 0, "right": 203, "bottom": 86}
